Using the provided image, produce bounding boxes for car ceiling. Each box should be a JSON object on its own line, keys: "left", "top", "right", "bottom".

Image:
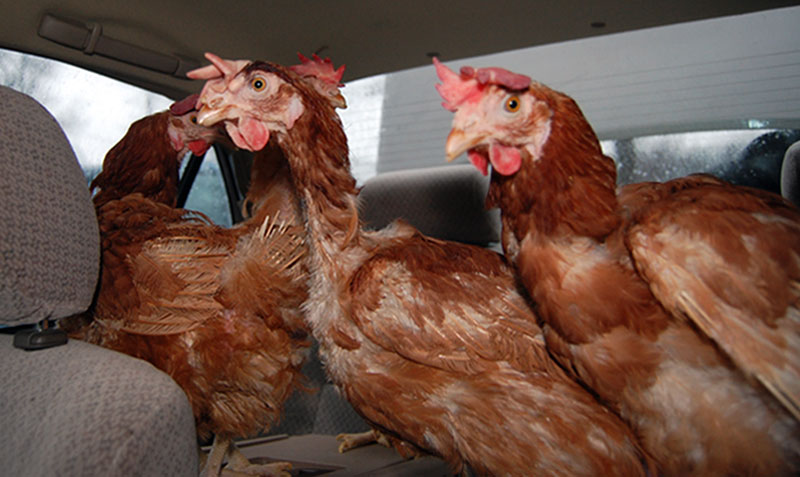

{"left": 3, "top": 1, "right": 797, "bottom": 100}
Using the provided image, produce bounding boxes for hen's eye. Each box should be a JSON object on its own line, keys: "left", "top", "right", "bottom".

{"left": 251, "top": 76, "right": 267, "bottom": 91}
{"left": 504, "top": 95, "right": 521, "bottom": 113}
{"left": 190, "top": 115, "right": 197, "bottom": 124}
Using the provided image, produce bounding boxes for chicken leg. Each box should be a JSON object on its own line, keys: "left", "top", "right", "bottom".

{"left": 336, "top": 428, "right": 423, "bottom": 460}
{"left": 201, "top": 435, "right": 291, "bottom": 477}
{"left": 335, "top": 429, "right": 387, "bottom": 453}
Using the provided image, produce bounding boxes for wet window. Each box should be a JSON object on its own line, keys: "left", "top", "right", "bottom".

{"left": 602, "top": 129, "right": 800, "bottom": 194}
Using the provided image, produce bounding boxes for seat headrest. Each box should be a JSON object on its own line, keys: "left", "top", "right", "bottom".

{"left": 781, "top": 140, "right": 800, "bottom": 208}
{"left": 358, "top": 164, "right": 500, "bottom": 247}
{"left": 0, "top": 86, "right": 99, "bottom": 326}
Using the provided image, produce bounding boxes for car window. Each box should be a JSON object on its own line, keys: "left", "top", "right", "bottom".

{"left": 4, "top": 44, "right": 796, "bottom": 204}
{"left": 180, "top": 151, "right": 232, "bottom": 227}
{"left": 602, "top": 129, "right": 799, "bottom": 192}
{"left": 0, "top": 47, "right": 232, "bottom": 226}
{"left": 336, "top": 75, "right": 385, "bottom": 185}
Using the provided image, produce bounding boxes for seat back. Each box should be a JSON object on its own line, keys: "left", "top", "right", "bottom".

{"left": 0, "top": 86, "right": 198, "bottom": 476}
{"left": 782, "top": 140, "right": 800, "bottom": 208}
{"left": 0, "top": 86, "right": 99, "bottom": 327}
{"left": 358, "top": 164, "right": 501, "bottom": 248}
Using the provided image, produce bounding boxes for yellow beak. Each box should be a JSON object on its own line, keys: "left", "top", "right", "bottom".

{"left": 331, "top": 93, "right": 347, "bottom": 109}
{"left": 196, "top": 104, "right": 232, "bottom": 127}
{"left": 444, "top": 128, "right": 486, "bottom": 161}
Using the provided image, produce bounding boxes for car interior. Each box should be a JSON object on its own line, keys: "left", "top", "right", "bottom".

{"left": 1, "top": 2, "right": 799, "bottom": 476}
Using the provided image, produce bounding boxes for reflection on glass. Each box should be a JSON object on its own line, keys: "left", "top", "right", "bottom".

{"left": 602, "top": 129, "right": 800, "bottom": 194}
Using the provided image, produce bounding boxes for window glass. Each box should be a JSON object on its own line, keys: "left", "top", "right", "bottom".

{"left": 5, "top": 47, "right": 796, "bottom": 204}
{"left": 180, "top": 151, "right": 233, "bottom": 227}
{"left": 339, "top": 61, "right": 798, "bottom": 196}
{"left": 0, "top": 47, "right": 232, "bottom": 226}
{"left": 601, "top": 129, "right": 800, "bottom": 193}
{"left": 338, "top": 75, "right": 385, "bottom": 185}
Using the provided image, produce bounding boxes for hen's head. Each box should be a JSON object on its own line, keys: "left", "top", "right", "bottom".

{"left": 290, "top": 52, "right": 347, "bottom": 109}
{"left": 435, "top": 58, "right": 597, "bottom": 177}
{"left": 189, "top": 52, "right": 344, "bottom": 152}
{"left": 166, "top": 93, "right": 226, "bottom": 156}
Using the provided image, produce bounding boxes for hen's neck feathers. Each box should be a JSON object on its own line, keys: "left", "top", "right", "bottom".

{"left": 90, "top": 111, "right": 181, "bottom": 207}
{"left": 488, "top": 91, "right": 619, "bottom": 241}
{"left": 276, "top": 80, "right": 360, "bottom": 250}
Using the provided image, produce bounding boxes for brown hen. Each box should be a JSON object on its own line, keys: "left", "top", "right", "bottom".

{"left": 89, "top": 94, "right": 215, "bottom": 207}
{"left": 437, "top": 58, "right": 800, "bottom": 475}
{"left": 63, "top": 97, "right": 310, "bottom": 477}
{"left": 188, "top": 53, "right": 655, "bottom": 477}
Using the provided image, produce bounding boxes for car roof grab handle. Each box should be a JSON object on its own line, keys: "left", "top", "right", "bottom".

{"left": 37, "top": 13, "right": 200, "bottom": 78}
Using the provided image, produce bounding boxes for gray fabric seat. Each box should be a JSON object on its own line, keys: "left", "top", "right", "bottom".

{"left": 0, "top": 85, "right": 198, "bottom": 476}
{"left": 358, "top": 164, "right": 501, "bottom": 248}
{"left": 0, "top": 334, "right": 197, "bottom": 476}
{"left": 782, "top": 140, "right": 800, "bottom": 208}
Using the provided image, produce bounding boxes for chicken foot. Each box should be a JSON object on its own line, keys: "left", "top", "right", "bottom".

{"left": 201, "top": 435, "right": 230, "bottom": 477}
{"left": 201, "top": 435, "right": 291, "bottom": 477}
{"left": 335, "top": 429, "right": 392, "bottom": 453}
{"left": 222, "top": 444, "right": 291, "bottom": 477}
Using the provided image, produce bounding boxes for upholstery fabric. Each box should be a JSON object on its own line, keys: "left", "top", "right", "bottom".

{"left": 358, "top": 164, "right": 501, "bottom": 247}
{"left": 782, "top": 140, "right": 799, "bottom": 207}
{"left": 0, "top": 86, "right": 99, "bottom": 326}
{"left": 0, "top": 86, "right": 198, "bottom": 477}
{"left": 0, "top": 333, "right": 198, "bottom": 477}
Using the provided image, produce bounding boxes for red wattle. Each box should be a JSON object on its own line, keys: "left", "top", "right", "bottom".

{"left": 468, "top": 150, "right": 489, "bottom": 176}
{"left": 240, "top": 117, "right": 270, "bottom": 151}
{"left": 489, "top": 143, "right": 522, "bottom": 176}
{"left": 188, "top": 140, "right": 210, "bottom": 156}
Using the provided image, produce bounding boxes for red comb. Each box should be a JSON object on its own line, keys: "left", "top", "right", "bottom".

{"left": 461, "top": 66, "right": 531, "bottom": 90}
{"left": 434, "top": 58, "right": 531, "bottom": 111}
{"left": 290, "top": 53, "right": 345, "bottom": 86}
{"left": 434, "top": 57, "right": 480, "bottom": 112}
{"left": 169, "top": 93, "right": 200, "bottom": 115}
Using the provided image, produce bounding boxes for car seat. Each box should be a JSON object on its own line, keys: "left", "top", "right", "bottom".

{"left": 0, "top": 85, "right": 198, "bottom": 476}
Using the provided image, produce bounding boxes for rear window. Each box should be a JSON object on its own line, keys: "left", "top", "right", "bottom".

{"left": 602, "top": 129, "right": 800, "bottom": 193}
